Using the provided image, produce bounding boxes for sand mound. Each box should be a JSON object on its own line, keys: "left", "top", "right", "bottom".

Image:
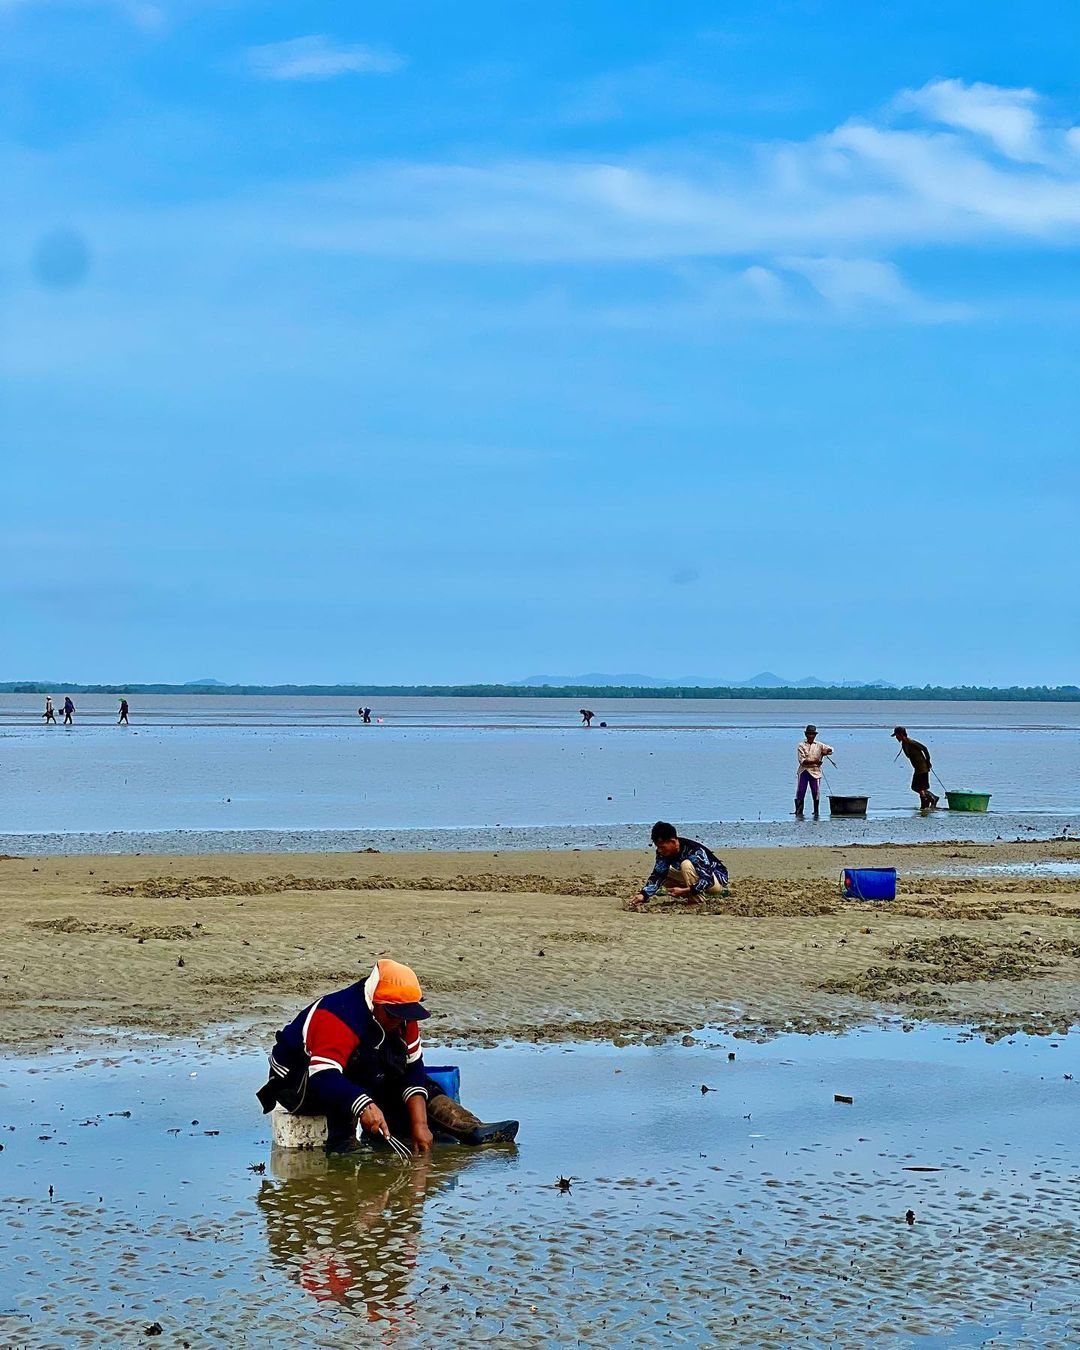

{"left": 820, "top": 933, "right": 1080, "bottom": 1000}
{"left": 101, "top": 872, "right": 633, "bottom": 899}
{"left": 29, "top": 917, "right": 206, "bottom": 941}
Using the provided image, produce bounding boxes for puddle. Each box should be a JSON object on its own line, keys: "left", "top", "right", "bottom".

{"left": 1, "top": 1029, "right": 1079, "bottom": 1347}
{"left": 915, "top": 860, "right": 1080, "bottom": 879}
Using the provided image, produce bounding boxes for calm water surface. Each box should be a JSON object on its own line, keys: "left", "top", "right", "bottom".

{"left": 2, "top": 1028, "right": 1077, "bottom": 1347}
{"left": 1, "top": 695, "right": 1078, "bottom": 845}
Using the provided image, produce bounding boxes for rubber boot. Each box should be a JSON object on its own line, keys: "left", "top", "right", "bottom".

{"left": 426, "top": 1094, "right": 519, "bottom": 1145}
{"left": 794, "top": 798, "right": 804, "bottom": 818}
{"left": 325, "top": 1115, "right": 361, "bottom": 1154}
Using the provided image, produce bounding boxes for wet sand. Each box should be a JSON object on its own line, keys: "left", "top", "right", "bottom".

{"left": 2, "top": 1032, "right": 1078, "bottom": 1348}
{"left": 2, "top": 838, "right": 1079, "bottom": 1052}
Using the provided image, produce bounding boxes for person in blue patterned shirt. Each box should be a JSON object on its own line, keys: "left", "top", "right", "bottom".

{"left": 630, "top": 821, "right": 729, "bottom": 908}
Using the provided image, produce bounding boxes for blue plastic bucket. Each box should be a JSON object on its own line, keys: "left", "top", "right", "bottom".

{"left": 426, "top": 1065, "right": 461, "bottom": 1102}
{"left": 841, "top": 868, "right": 897, "bottom": 901}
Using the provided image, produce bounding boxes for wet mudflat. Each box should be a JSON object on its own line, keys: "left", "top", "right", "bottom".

{"left": 1, "top": 1028, "right": 1078, "bottom": 1348}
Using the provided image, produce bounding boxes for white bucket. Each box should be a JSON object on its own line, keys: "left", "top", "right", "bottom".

{"left": 269, "top": 1106, "right": 328, "bottom": 1150}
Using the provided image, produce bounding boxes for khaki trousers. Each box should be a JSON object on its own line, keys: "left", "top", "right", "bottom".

{"left": 668, "top": 860, "right": 725, "bottom": 896}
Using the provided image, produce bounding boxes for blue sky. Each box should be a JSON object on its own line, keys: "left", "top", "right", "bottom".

{"left": 3, "top": 0, "right": 1078, "bottom": 685}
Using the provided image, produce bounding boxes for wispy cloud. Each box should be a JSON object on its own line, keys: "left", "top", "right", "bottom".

{"left": 228, "top": 79, "right": 1078, "bottom": 268}
{"left": 8, "top": 78, "right": 1078, "bottom": 325}
{"left": 895, "top": 79, "right": 1047, "bottom": 163}
{"left": 245, "top": 34, "right": 404, "bottom": 82}
{"left": 779, "top": 257, "right": 971, "bottom": 321}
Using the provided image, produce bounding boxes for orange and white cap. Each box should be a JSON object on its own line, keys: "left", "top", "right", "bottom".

{"left": 362, "top": 958, "right": 430, "bottom": 1021}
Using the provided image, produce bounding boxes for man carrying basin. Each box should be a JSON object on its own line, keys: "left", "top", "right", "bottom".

{"left": 630, "top": 821, "right": 729, "bottom": 908}
{"left": 795, "top": 724, "right": 833, "bottom": 818}
{"left": 892, "top": 726, "right": 940, "bottom": 810}
{"left": 257, "top": 958, "right": 519, "bottom": 1153}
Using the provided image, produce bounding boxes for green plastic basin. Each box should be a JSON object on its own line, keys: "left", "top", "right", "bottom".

{"left": 946, "top": 791, "right": 991, "bottom": 813}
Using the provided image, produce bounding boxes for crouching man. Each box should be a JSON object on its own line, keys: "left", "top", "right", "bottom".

{"left": 630, "top": 821, "right": 729, "bottom": 908}
{"left": 257, "top": 958, "right": 519, "bottom": 1153}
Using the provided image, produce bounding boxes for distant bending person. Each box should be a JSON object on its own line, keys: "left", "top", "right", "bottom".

{"left": 630, "top": 821, "right": 729, "bottom": 908}
{"left": 892, "top": 726, "right": 939, "bottom": 810}
{"left": 43, "top": 695, "right": 57, "bottom": 724}
{"left": 579, "top": 708, "right": 594, "bottom": 727}
{"left": 795, "top": 723, "right": 833, "bottom": 818}
{"left": 62, "top": 696, "right": 75, "bottom": 725}
{"left": 118, "top": 698, "right": 129, "bottom": 725}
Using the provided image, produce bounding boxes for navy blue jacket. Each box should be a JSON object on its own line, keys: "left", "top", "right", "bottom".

{"left": 269, "top": 981, "right": 427, "bottom": 1119}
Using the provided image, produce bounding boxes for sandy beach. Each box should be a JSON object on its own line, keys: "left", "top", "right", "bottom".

{"left": 3, "top": 837, "right": 1078, "bottom": 1053}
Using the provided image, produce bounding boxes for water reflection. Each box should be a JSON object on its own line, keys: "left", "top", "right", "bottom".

{"left": 257, "top": 1145, "right": 509, "bottom": 1332}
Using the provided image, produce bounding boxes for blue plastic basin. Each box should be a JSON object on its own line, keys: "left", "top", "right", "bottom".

{"left": 841, "top": 868, "right": 897, "bottom": 901}
{"left": 426, "top": 1065, "right": 461, "bottom": 1101}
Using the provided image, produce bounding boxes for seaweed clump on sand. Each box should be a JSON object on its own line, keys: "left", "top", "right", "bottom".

{"left": 818, "top": 933, "right": 1080, "bottom": 1000}
{"left": 102, "top": 872, "right": 633, "bottom": 899}
{"left": 28, "top": 916, "right": 206, "bottom": 941}
{"left": 623, "top": 881, "right": 839, "bottom": 918}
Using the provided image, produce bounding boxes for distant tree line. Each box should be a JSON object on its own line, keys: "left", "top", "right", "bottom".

{"left": 2, "top": 681, "right": 1078, "bottom": 701}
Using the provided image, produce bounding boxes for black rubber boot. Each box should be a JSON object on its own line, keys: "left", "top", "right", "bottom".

{"left": 325, "top": 1111, "right": 361, "bottom": 1154}
{"left": 427, "top": 1094, "right": 519, "bottom": 1145}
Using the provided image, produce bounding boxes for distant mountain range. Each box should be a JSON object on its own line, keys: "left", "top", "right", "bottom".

{"left": 517, "top": 672, "right": 896, "bottom": 689}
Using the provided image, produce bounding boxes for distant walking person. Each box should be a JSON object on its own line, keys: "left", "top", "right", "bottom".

{"left": 892, "top": 727, "right": 939, "bottom": 810}
{"left": 118, "top": 698, "right": 129, "bottom": 725}
{"left": 579, "top": 709, "right": 594, "bottom": 727}
{"left": 62, "top": 696, "right": 75, "bottom": 725}
{"left": 43, "top": 695, "right": 57, "bottom": 725}
{"left": 795, "top": 724, "right": 833, "bottom": 818}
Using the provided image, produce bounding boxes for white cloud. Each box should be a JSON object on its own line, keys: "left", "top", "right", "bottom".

{"left": 246, "top": 34, "right": 404, "bottom": 82}
{"left": 779, "top": 257, "right": 969, "bottom": 320}
{"left": 740, "top": 265, "right": 788, "bottom": 307}
{"left": 896, "top": 79, "right": 1045, "bottom": 163}
{"left": 7, "top": 78, "right": 1079, "bottom": 324}
{"left": 236, "top": 78, "right": 1079, "bottom": 265}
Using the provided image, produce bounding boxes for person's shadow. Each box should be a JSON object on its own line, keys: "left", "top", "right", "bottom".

{"left": 256, "top": 1142, "right": 516, "bottom": 1331}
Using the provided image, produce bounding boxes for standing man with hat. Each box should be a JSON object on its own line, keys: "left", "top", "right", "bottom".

{"left": 892, "top": 727, "right": 939, "bottom": 810}
{"left": 257, "top": 958, "right": 519, "bottom": 1153}
{"left": 795, "top": 724, "right": 833, "bottom": 818}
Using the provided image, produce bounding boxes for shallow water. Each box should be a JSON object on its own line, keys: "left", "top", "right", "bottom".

{"left": 1, "top": 695, "right": 1078, "bottom": 850}
{"left": 914, "top": 860, "right": 1080, "bottom": 878}
{"left": 2, "top": 1028, "right": 1078, "bottom": 1347}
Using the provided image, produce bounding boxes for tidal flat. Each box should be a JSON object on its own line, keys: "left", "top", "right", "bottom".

{"left": 2, "top": 1030, "right": 1078, "bottom": 1348}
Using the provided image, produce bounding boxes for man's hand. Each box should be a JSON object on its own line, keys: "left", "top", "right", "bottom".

{"left": 630, "top": 892, "right": 647, "bottom": 906}
{"left": 667, "top": 885, "right": 690, "bottom": 898}
{"left": 411, "top": 1121, "right": 434, "bottom": 1153}
{"left": 358, "top": 1102, "right": 390, "bottom": 1140}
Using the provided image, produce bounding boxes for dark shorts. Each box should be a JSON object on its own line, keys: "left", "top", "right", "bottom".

{"left": 911, "top": 771, "right": 930, "bottom": 792}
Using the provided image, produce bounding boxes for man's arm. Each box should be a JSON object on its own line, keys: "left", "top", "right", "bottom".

{"left": 402, "top": 1021, "right": 433, "bottom": 1151}
{"left": 305, "top": 1006, "right": 389, "bottom": 1139}
{"left": 406, "top": 1092, "right": 433, "bottom": 1152}
{"left": 633, "top": 856, "right": 668, "bottom": 902}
